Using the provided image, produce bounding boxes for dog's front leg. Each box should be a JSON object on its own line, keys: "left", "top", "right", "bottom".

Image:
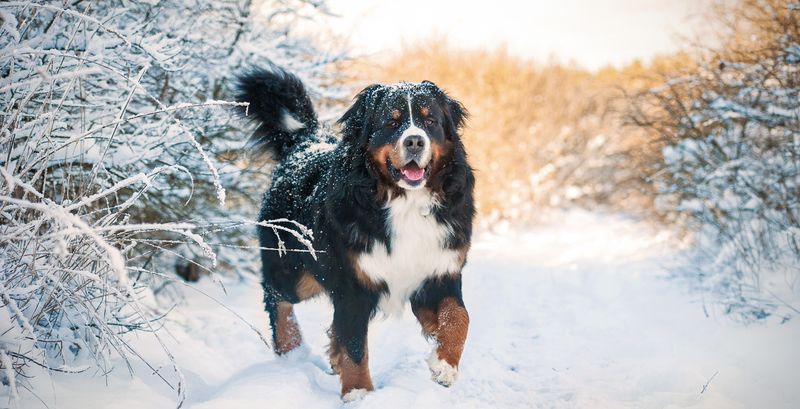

{"left": 329, "top": 289, "right": 379, "bottom": 401}
{"left": 411, "top": 275, "right": 470, "bottom": 387}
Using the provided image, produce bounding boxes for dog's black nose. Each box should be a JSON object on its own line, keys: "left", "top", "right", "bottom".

{"left": 403, "top": 135, "right": 425, "bottom": 154}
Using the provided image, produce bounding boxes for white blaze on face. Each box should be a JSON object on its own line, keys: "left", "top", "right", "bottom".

{"left": 398, "top": 92, "right": 432, "bottom": 167}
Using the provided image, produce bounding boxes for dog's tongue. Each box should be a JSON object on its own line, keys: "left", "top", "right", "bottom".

{"left": 401, "top": 165, "right": 425, "bottom": 181}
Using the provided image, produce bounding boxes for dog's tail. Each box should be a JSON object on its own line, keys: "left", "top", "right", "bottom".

{"left": 235, "top": 65, "right": 318, "bottom": 161}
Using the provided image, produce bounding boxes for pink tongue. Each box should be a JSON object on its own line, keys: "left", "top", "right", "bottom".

{"left": 401, "top": 166, "right": 425, "bottom": 181}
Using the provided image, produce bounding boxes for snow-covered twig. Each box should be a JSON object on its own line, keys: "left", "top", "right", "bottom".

{"left": 0, "top": 1, "right": 343, "bottom": 406}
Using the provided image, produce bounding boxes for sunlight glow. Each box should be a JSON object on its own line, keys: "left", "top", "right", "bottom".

{"left": 325, "top": 0, "right": 702, "bottom": 70}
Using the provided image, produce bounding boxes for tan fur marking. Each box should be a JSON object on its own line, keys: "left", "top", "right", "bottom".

{"left": 370, "top": 144, "right": 404, "bottom": 178}
{"left": 431, "top": 141, "right": 445, "bottom": 160}
{"left": 420, "top": 106, "right": 430, "bottom": 117}
{"left": 414, "top": 307, "right": 439, "bottom": 337}
{"left": 338, "top": 344, "right": 374, "bottom": 395}
{"left": 456, "top": 245, "right": 470, "bottom": 269}
{"left": 296, "top": 271, "right": 324, "bottom": 300}
{"left": 370, "top": 142, "right": 403, "bottom": 172}
{"left": 435, "top": 298, "right": 469, "bottom": 367}
{"left": 368, "top": 143, "right": 407, "bottom": 200}
{"left": 274, "top": 302, "right": 302, "bottom": 354}
{"left": 391, "top": 109, "right": 401, "bottom": 120}
{"left": 372, "top": 143, "right": 392, "bottom": 165}
{"left": 415, "top": 297, "right": 469, "bottom": 368}
{"left": 328, "top": 326, "right": 374, "bottom": 395}
{"left": 388, "top": 149, "right": 405, "bottom": 173}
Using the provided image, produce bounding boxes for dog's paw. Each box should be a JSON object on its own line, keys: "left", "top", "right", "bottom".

{"left": 342, "top": 388, "right": 369, "bottom": 402}
{"left": 427, "top": 351, "right": 458, "bottom": 387}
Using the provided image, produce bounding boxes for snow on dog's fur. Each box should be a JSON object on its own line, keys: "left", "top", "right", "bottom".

{"left": 236, "top": 66, "right": 474, "bottom": 399}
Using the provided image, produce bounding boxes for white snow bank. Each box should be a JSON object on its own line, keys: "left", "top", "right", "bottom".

{"left": 10, "top": 210, "right": 800, "bottom": 409}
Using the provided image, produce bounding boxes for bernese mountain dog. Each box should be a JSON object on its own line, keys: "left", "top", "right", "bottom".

{"left": 236, "top": 65, "right": 475, "bottom": 401}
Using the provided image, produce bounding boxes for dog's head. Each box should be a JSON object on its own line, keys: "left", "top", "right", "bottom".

{"left": 338, "top": 81, "right": 467, "bottom": 191}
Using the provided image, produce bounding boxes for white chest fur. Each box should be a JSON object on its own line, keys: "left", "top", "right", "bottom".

{"left": 357, "top": 190, "right": 462, "bottom": 316}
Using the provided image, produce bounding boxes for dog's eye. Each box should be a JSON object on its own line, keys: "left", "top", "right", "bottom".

{"left": 387, "top": 120, "right": 399, "bottom": 128}
{"left": 424, "top": 118, "right": 435, "bottom": 127}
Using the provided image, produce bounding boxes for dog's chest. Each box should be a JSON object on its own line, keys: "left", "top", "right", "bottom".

{"left": 357, "top": 190, "right": 462, "bottom": 316}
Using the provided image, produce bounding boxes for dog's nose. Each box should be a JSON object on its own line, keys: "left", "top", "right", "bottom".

{"left": 403, "top": 135, "right": 425, "bottom": 154}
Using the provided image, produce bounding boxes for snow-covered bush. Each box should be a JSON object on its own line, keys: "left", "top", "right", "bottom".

{"left": 0, "top": 0, "right": 340, "bottom": 404}
{"left": 632, "top": 0, "right": 799, "bottom": 320}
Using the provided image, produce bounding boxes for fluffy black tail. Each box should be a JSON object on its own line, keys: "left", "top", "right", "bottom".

{"left": 235, "top": 65, "right": 318, "bottom": 161}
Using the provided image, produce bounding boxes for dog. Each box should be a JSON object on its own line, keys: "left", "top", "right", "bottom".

{"left": 236, "top": 65, "right": 475, "bottom": 400}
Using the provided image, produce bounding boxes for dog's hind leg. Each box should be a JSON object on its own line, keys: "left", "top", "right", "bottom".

{"left": 263, "top": 286, "right": 302, "bottom": 355}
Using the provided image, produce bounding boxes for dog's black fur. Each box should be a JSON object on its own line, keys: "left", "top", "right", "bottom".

{"left": 236, "top": 65, "right": 474, "bottom": 396}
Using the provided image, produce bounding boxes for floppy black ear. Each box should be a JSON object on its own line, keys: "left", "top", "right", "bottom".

{"left": 422, "top": 80, "right": 468, "bottom": 140}
{"left": 446, "top": 97, "right": 468, "bottom": 134}
{"left": 337, "top": 84, "right": 386, "bottom": 145}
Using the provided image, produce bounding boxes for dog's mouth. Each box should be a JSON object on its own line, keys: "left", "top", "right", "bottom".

{"left": 387, "top": 159, "right": 431, "bottom": 188}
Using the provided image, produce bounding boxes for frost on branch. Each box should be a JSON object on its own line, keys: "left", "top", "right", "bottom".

{"left": 0, "top": 0, "right": 341, "bottom": 405}
{"left": 630, "top": 0, "right": 799, "bottom": 321}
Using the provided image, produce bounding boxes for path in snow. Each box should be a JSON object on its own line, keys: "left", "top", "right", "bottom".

{"left": 21, "top": 211, "right": 800, "bottom": 409}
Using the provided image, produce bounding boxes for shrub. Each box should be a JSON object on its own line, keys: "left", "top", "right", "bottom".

{"left": 0, "top": 0, "right": 338, "bottom": 404}
{"left": 630, "top": 0, "right": 800, "bottom": 320}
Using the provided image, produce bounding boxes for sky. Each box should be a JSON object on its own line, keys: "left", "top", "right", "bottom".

{"left": 322, "top": 0, "right": 704, "bottom": 71}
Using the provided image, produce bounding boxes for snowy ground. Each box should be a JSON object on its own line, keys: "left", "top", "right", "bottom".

{"left": 17, "top": 211, "right": 800, "bottom": 409}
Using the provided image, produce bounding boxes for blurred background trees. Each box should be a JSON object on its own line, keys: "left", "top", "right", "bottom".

{"left": 350, "top": 46, "right": 669, "bottom": 225}
{"left": 350, "top": 0, "right": 798, "bottom": 319}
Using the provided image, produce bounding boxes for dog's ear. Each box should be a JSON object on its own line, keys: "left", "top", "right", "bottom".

{"left": 338, "top": 84, "right": 386, "bottom": 145}
{"left": 422, "top": 80, "right": 468, "bottom": 141}
{"left": 445, "top": 97, "right": 468, "bottom": 136}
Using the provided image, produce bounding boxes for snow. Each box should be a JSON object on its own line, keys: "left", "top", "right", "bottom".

{"left": 13, "top": 210, "right": 800, "bottom": 409}
{"left": 342, "top": 388, "right": 370, "bottom": 403}
{"left": 426, "top": 352, "right": 458, "bottom": 387}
